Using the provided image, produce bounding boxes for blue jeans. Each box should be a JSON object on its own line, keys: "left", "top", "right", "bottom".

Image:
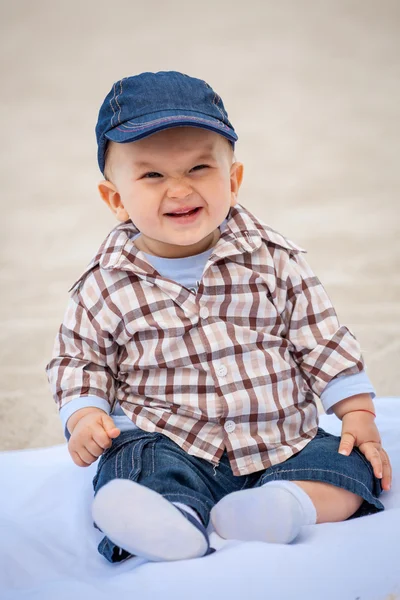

{"left": 92, "top": 427, "right": 383, "bottom": 563}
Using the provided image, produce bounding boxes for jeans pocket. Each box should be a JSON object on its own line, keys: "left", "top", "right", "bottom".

{"left": 118, "top": 436, "right": 156, "bottom": 481}
{"left": 93, "top": 430, "right": 160, "bottom": 490}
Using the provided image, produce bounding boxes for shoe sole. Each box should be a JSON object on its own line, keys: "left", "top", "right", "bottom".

{"left": 92, "top": 479, "right": 208, "bottom": 561}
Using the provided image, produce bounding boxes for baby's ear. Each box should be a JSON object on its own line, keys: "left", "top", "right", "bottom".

{"left": 230, "top": 162, "right": 244, "bottom": 206}
{"left": 98, "top": 180, "right": 129, "bottom": 221}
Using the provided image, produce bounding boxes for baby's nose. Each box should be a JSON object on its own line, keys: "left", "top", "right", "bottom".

{"left": 166, "top": 178, "right": 192, "bottom": 199}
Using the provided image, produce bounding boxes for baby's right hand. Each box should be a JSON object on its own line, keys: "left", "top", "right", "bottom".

{"left": 68, "top": 408, "right": 120, "bottom": 467}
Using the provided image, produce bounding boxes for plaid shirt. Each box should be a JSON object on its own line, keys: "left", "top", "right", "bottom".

{"left": 47, "top": 204, "right": 364, "bottom": 475}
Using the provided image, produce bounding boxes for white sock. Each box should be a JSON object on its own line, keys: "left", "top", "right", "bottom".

{"left": 210, "top": 480, "right": 316, "bottom": 544}
{"left": 263, "top": 480, "right": 317, "bottom": 526}
{"left": 92, "top": 479, "right": 208, "bottom": 561}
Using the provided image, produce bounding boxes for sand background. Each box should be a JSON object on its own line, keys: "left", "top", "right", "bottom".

{"left": 0, "top": 0, "right": 399, "bottom": 451}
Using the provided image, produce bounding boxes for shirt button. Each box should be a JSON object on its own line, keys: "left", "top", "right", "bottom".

{"left": 224, "top": 420, "right": 236, "bottom": 433}
{"left": 199, "top": 306, "right": 209, "bottom": 319}
{"left": 216, "top": 364, "right": 227, "bottom": 377}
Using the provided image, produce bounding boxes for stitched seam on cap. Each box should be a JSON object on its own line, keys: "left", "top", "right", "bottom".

{"left": 117, "top": 115, "right": 230, "bottom": 131}
{"left": 110, "top": 82, "right": 117, "bottom": 127}
{"left": 115, "top": 79, "right": 124, "bottom": 125}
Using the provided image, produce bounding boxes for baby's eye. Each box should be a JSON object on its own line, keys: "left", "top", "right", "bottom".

{"left": 190, "top": 164, "right": 209, "bottom": 172}
{"left": 143, "top": 172, "right": 163, "bottom": 179}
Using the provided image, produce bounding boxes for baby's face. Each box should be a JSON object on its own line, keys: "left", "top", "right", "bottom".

{"left": 99, "top": 127, "right": 243, "bottom": 258}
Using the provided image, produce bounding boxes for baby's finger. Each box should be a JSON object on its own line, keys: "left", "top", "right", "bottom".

{"left": 92, "top": 427, "right": 113, "bottom": 450}
{"left": 77, "top": 446, "right": 98, "bottom": 466}
{"left": 85, "top": 438, "right": 105, "bottom": 458}
{"left": 380, "top": 448, "right": 392, "bottom": 491}
{"left": 70, "top": 449, "right": 90, "bottom": 468}
{"left": 101, "top": 414, "right": 120, "bottom": 439}
{"left": 338, "top": 432, "right": 356, "bottom": 456}
{"left": 361, "top": 444, "right": 382, "bottom": 479}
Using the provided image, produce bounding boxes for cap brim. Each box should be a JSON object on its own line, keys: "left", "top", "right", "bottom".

{"left": 104, "top": 110, "right": 238, "bottom": 144}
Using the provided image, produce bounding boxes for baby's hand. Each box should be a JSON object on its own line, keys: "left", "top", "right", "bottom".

{"left": 339, "top": 411, "right": 392, "bottom": 491}
{"left": 68, "top": 408, "right": 120, "bottom": 467}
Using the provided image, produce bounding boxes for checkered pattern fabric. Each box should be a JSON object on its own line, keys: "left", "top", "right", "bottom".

{"left": 47, "top": 204, "right": 363, "bottom": 475}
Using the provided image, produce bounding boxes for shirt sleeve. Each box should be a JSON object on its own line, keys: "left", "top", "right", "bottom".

{"left": 59, "top": 395, "right": 111, "bottom": 441}
{"left": 46, "top": 288, "right": 118, "bottom": 417}
{"left": 285, "top": 251, "right": 365, "bottom": 397}
{"left": 320, "top": 371, "right": 376, "bottom": 414}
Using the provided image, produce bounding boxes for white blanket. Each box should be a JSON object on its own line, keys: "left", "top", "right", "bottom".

{"left": 1, "top": 397, "right": 399, "bottom": 600}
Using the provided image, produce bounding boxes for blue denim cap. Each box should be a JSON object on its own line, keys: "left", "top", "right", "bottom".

{"left": 95, "top": 71, "right": 238, "bottom": 174}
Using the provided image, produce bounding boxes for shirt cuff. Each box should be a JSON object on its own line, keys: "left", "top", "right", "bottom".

{"left": 320, "top": 371, "right": 376, "bottom": 415}
{"left": 59, "top": 396, "right": 111, "bottom": 441}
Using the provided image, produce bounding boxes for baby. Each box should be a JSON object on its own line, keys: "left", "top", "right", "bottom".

{"left": 47, "top": 71, "right": 391, "bottom": 563}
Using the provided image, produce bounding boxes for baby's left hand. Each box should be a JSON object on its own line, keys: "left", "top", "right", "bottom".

{"left": 339, "top": 411, "right": 392, "bottom": 491}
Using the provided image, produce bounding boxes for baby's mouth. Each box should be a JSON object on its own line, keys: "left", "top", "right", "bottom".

{"left": 165, "top": 207, "right": 202, "bottom": 218}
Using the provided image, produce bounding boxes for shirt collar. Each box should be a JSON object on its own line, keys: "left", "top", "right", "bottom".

{"left": 219, "top": 204, "right": 305, "bottom": 256}
{"left": 69, "top": 204, "right": 305, "bottom": 291}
